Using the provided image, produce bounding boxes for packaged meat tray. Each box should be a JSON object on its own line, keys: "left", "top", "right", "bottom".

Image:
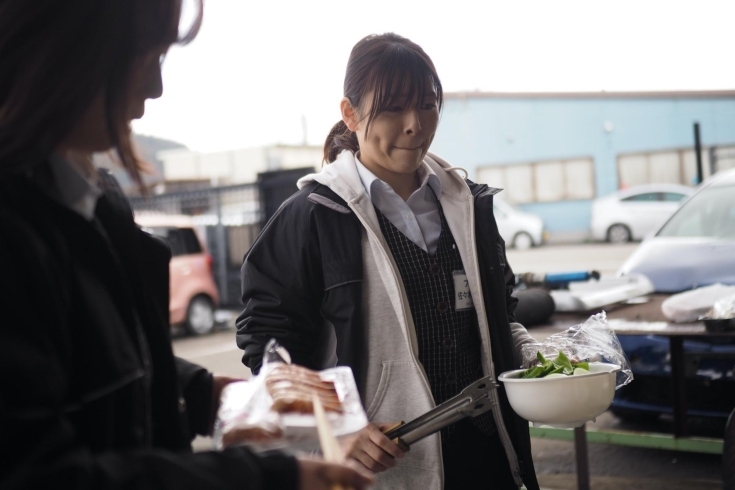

{"left": 214, "top": 340, "right": 367, "bottom": 453}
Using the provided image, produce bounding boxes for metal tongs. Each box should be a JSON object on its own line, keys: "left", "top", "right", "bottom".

{"left": 383, "top": 375, "right": 497, "bottom": 450}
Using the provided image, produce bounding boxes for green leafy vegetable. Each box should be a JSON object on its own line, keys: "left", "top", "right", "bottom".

{"left": 555, "top": 351, "right": 574, "bottom": 375}
{"left": 520, "top": 351, "right": 590, "bottom": 379}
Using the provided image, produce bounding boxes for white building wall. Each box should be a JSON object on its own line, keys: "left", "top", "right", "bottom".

{"left": 232, "top": 147, "right": 267, "bottom": 183}
{"left": 158, "top": 145, "right": 321, "bottom": 184}
{"left": 274, "top": 147, "right": 322, "bottom": 170}
{"left": 160, "top": 149, "right": 199, "bottom": 180}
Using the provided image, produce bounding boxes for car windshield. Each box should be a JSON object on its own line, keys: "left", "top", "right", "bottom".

{"left": 147, "top": 227, "right": 203, "bottom": 256}
{"left": 622, "top": 192, "right": 659, "bottom": 202}
{"left": 657, "top": 184, "right": 735, "bottom": 239}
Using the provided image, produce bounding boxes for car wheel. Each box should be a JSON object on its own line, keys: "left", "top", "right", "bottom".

{"left": 607, "top": 224, "right": 631, "bottom": 244}
{"left": 725, "top": 408, "right": 735, "bottom": 490}
{"left": 513, "top": 232, "right": 534, "bottom": 250}
{"left": 185, "top": 295, "right": 215, "bottom": 336}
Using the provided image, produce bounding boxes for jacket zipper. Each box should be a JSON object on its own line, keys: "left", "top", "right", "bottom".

{"left": 346, "top": 198, "right": 445, "bottom": 485}
{"left": 466, "top": 195, "right": 524, "bottom": 487}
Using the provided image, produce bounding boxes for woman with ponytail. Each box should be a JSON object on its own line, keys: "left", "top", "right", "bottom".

{"left": 238, "top": 33, "right": 540, "bottom": 490}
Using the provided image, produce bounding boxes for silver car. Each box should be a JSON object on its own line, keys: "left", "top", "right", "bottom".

{"left": 493, "top": 199, "right": 547, "bottom": 250}
{"left": 618, "top": 169, "right": 735, "bottom": 292}
{"left": 590, "top": 184, "right": 694, "bottom": 244}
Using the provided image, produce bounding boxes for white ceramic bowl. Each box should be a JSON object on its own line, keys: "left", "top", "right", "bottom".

{"left": 498, "top": 362, "right": 620, "bottom": 427}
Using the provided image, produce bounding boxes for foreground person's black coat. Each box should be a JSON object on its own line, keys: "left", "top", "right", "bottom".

{"left": 0, "top": 162, "right": 296, "bottom": 490}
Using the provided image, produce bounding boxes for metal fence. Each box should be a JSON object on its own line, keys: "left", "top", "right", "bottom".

{"left": 129, "top": 183, "right": 262, "bottom": 306}
{"left": 128, "top": 167, "right": 314, "bottom": 307}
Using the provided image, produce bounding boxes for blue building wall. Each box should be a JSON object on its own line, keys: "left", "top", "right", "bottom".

{"left": 431, "top": 93, "right": 735, "bottom": 237}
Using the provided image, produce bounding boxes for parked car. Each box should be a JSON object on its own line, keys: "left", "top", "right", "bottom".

{"left": 493, "top": 199, "right": 546, "bottom": 250}
{"left": 135, "top": 214, "right": 220, "bottom": 335}
{"left": 612, "top": 169, "right": 735, "bottom": 424}
{"left": 590, "top": 184, "right": 694, "bottom": 244}
{"left": 618, "top": 169, "right": 735, "bottom": 292}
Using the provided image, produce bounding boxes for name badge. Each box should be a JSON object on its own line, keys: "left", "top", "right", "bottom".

{"left": 453, "top": 270, "right": 474, "bottom": 311}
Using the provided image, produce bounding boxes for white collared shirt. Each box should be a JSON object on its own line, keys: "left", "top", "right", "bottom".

{"left": 48, "top": 153, "right": 102, "bottom": 221}
{"left": 355, "top": 155, "right": 442, "bottom": 254}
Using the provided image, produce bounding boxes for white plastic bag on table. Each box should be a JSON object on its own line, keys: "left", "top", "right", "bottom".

{"left": 706, "top": 293, "right": 735, "bottom": 320}
{"left": 520, "top": 311, "right": 633, "bottom": 389}
{"left": 214, "top": 339, "right": 367, "bottom": 453}
{"left": 662, "top": 284, "right": 735, "bottom": 323}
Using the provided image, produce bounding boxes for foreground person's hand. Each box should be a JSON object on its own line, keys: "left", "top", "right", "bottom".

{"left": 212, "top": 375, "right": 244, "bottom": 400}
{"left": 298, "top": 457, "right": 373, "bottom": 489}
{"left": 210, "top": 375, "right": 245, "bottom": 433}
{"left": 341, "top": 422, "right": 405, "bottom": 474}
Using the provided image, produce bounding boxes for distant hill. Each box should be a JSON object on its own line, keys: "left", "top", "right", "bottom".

{"left": 94, "top": 134, "right": 187, "bottom": 194}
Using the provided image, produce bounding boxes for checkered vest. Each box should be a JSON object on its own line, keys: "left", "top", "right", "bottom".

{"left": 375, "top": 203, "right": 496, "bottom": 441}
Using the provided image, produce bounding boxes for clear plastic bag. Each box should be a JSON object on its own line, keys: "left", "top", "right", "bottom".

{"left": 213, "top": 340, "right": 367, "bottom": 453}
{"left": 706, "top": 293, "right": 735, "bottom": 320}
{"left": 520, "top": 311, "right": 633, "bottom": 389}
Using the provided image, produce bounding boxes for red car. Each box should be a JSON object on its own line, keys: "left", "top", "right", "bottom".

{"left": 136, "top": 214, "right": 220, "bottom": 335}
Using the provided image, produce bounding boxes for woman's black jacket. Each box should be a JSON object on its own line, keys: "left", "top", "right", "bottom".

{"left": 0, "top": 164, "right": 296, "bottom": 490}
{"left": 237, "top": 180, "right": 540, "bottom": 490}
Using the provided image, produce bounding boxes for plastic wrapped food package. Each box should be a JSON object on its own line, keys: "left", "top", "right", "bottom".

{"left": 214, "top": 340, "right": 368, "bottom": 452}
{"left": 662, "top": 284, "right": 735, "bottom": 323}
{"left": 520, "top": 311, "right": 633, "bottom": 389}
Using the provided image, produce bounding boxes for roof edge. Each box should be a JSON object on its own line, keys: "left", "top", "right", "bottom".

{"left": 445, "top": 90, "right": 735, "bottom": 100}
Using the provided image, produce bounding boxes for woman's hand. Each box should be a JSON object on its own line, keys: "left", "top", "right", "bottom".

{"left": 341, "top": 422, "right": 406, "bottom": 474}
{"left": 298, "top": 457, "right": 373, "bottom": 490}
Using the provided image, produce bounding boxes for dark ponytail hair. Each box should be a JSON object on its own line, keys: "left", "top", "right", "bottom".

{"left": 324, "top": 121, "right": 359, "bottom": 163}
{"left": 323, "top": 33, "right": 443, "bottom": 164}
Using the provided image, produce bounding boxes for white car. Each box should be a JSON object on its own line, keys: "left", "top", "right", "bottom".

{"left": 590, "top": 184, "right": 694, "bottom": 243}
{"left": 493, "top": 199, "right": 546, "bottom": 250}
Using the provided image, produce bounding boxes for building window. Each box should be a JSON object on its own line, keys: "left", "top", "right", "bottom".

{"left": 476, "top": 158, "right": 595, "bottom": 203}
{"left": 617, "top": 145, "right": 735, "bottom": 189}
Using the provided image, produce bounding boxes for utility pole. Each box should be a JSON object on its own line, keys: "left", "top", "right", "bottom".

{"left": 693, "top": 123, "right": 703, "bottom": 185}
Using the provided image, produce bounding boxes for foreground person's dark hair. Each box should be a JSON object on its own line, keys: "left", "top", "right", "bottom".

{"left": 323, "top": 32, "right": 443, "bottom": 164}
{"left": 0, "top": 0, "right": 203, "bottom": 189}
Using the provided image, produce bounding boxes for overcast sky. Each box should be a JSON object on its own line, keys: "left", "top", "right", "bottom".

{"left": 131, "top": 0, "right": 735, "bottom": 152}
